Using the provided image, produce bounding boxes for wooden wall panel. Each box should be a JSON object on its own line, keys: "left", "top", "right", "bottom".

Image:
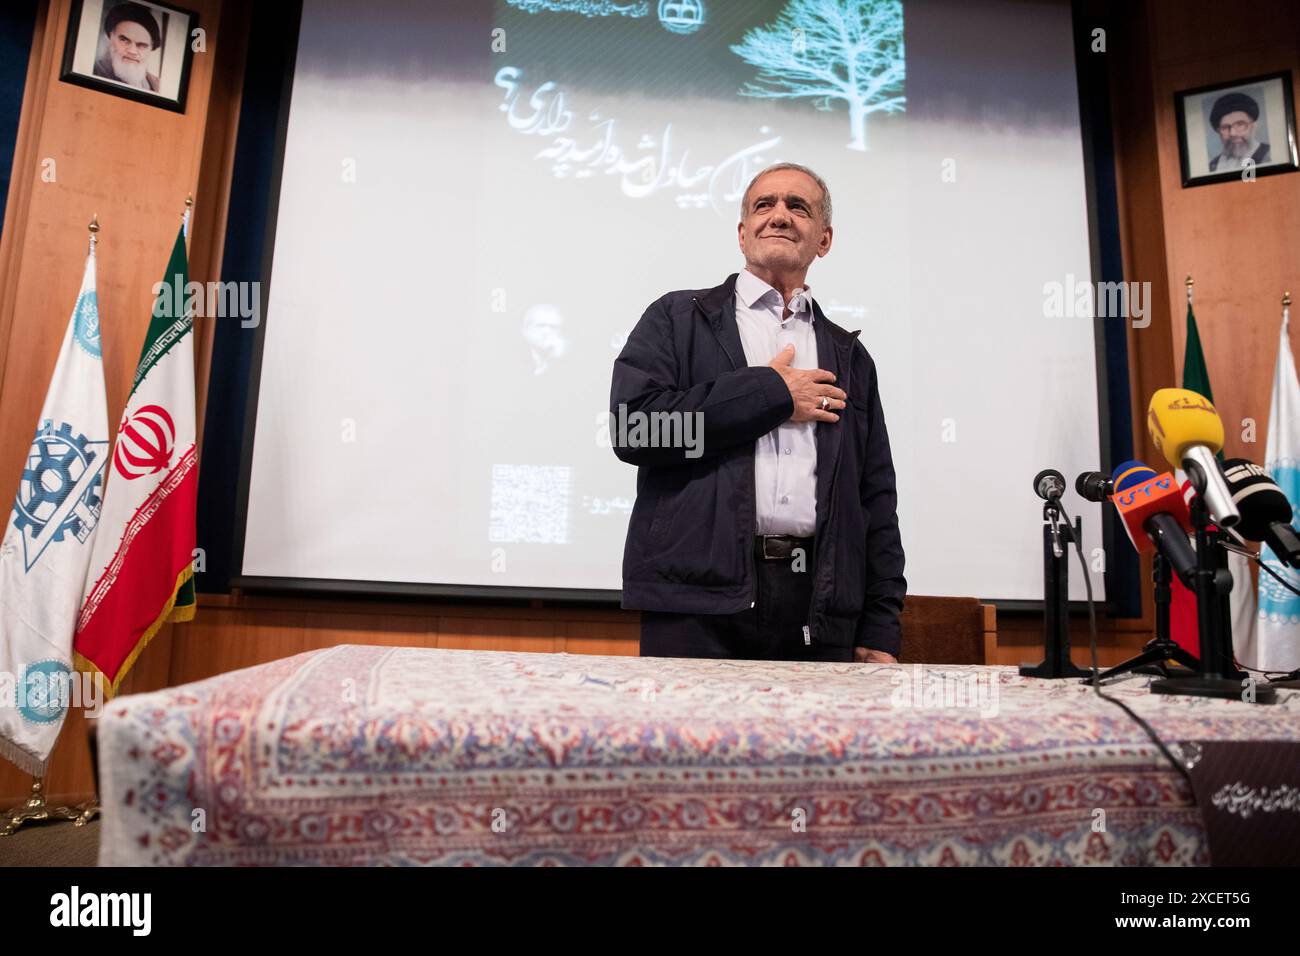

{"left": 160, "top": 595, "right": 642, "bottom": 696}
{"left": 0, "top": 0, "right": 246, "bottom": 813}
{"left": 189, "top": 0, "right": 249, "bottom": 453}
{"left": 1101, "top": 0, "right": 1300, "bottom": 638}
{"left": 1109, "top": 0, "right": 1178, "bottom": 472}
{"left": 1145, "top": 0, "right": 1300, "bottom": 462}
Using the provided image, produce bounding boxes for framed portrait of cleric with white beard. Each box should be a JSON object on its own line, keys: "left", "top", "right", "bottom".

{"left": 1175, "top": 72, "right": 1299, "bottom": 187}
{"left": 59, "top": 0, "right": 198, "bottom": 113}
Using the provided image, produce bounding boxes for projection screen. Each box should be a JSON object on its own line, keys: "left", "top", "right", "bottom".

{"left": 238, "top": 0, "right": 1107, "bottom": 602}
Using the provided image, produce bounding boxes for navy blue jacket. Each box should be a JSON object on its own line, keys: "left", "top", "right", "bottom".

{"left": 610, "top": 273, "right": 907, "bottom": 655}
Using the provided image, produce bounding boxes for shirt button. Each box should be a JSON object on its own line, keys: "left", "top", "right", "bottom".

{"left": 781, "top": 495, "right": 789, "bottom": 504}
{"left": 784, "top": 448, "right": 792, "bottom": 455}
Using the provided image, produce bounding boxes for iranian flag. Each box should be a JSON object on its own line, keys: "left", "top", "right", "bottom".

{"left": 74, "top": 223, "right": 197, "bottom": 695}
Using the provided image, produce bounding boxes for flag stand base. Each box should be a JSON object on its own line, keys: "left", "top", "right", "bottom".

{"left": 0, "top": 777, "right": 98, "bottom": 837}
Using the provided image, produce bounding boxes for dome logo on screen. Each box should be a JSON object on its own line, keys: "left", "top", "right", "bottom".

{"left": 658, "top": 0, "right": 704, "bottom": 34}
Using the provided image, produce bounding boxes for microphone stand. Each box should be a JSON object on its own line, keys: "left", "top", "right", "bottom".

{"left": 1021, "top": 500, "right": 1090, "bottom": 679}
{"left": 1085, "top": 552, "right": 1199, "bottom": 684}
{"left": 1151, "top": 491, "right": 1276, "bottom": 702}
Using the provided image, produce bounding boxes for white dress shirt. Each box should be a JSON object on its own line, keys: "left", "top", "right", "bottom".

{"left": 734, "top": 268, "right": 818, "bottom": 536}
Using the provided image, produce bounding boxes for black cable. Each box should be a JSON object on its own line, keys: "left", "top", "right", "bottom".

{"left": 1221, "top": 545, "right": 1300, "bottom": 680}
{"left": 1056, "top": 500, "right": 1193, "bottom": 787}
{"left": 1236, "top": 662, "right": 1297, "bottom": 681}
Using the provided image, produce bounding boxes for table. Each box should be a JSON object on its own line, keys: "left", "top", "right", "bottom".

{"left": 96, "top": 645, "right": 1300, "bottom": 865}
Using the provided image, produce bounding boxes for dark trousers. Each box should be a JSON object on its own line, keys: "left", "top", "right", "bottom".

{"left": 639, "top": 537, "right": 852, "bottom": 662}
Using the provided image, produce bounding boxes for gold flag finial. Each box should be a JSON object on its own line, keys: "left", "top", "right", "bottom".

{"left": 88, "top": 213, "right": 99, "bottom": 235}
{"left": 1185, "top": 274, "right": 1193, "bottom": 289}
{"left": 1285, "top": 291, "right": 1292, "bottom": 307}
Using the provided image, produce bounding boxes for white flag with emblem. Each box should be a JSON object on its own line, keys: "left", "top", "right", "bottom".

{"left": 1255, "top": 306, "right": 1300, "bottom": 672}
{"left": 0, "top": 247, "right": 108, "bottom": 773}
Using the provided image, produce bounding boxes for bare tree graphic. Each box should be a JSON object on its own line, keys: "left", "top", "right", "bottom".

{"left": 731, "top": 0, "right": 906, "bottom": 152}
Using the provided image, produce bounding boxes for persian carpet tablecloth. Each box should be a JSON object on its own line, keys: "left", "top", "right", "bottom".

{"left": 96, "top": 645, "right": 1300, "bottom": 865}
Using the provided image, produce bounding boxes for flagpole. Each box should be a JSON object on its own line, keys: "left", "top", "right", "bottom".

{"left": 1185, "top": 273, "right": 1193, "bottom": 307}
{"left": 1, "top": 214, "right": 107, "bottom": 837}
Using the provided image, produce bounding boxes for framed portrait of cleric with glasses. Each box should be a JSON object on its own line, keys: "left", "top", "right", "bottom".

{"left": 59, "top": 0, "right": 198, "bottom": 113}
{"left": 1175, "top": 72, "right": 1299, "bottom": 187}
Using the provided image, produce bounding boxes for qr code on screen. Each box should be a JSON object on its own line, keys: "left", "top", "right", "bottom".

{"left": 488, "top": 464, "right": 570, "bottom": 544}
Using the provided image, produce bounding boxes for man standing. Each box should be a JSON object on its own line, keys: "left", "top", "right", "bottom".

{"left": 610, "top": 163, "right": 906, "bottom": 663}
{"left": 93, "top": 2, "right": 162, "bottom": 93}
{"left": 1208, "top": 91, "right": 1270, "bottom": 172}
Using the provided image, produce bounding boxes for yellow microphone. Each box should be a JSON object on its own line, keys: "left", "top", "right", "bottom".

{"left": 1146, "top": 388, "right": 1240, "bottom": 527}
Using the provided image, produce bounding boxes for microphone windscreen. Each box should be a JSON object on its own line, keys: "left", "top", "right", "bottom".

{"left": 1033, "top": 468, "right": 1065, "bottom": 501}
{"left": 1075, "top": 471, "right": 1113, "bottom": 501}
{"left": 1147, "top": 388, "right": 1225, "bottom": 471}
{"left": 1112, "top": 460, "right": 1157, "bottom": 493}
{"left": 1111, "top": 468, "right": 1193, "bottom": 553}
{"left": 1222, "top": 458, "right": 1293, "bottom": 541}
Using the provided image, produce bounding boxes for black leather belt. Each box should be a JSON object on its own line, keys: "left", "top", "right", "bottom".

{"left": 753, "top": 534, "right": 815, "bottom": 560}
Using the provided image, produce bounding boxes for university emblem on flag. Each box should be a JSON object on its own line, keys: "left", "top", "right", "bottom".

{"left": 113, "top": 404, "right": 176, "bottom": 479}
{"left": 1258, "top": 457, "right": 1300, "bottom": 624}
{"left": 12, "top": 419, "right": 107, "bottom": 572}
{"left": 18, "top": 660, "right": 73, "bottom": 725}
{"left": 73, "top": 287, "right": 101, "bottom": 358}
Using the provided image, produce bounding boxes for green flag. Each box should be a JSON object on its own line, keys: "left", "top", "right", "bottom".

{"left": 1183, "top": 301, "right": 1214, "bottom": 401}
{"left": 1183, "top": 299, "right": 1223, "bottom": 462}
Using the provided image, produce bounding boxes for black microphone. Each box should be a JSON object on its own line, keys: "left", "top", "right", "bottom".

{"left": 1075, "top": 471, "right": 1114, "bottom": 503}
{"left": 1223, "top": 458, "right": 1300, "bottom": 568}
{"left": 1033, "top": 468, "right": 1066, "bottom": 503}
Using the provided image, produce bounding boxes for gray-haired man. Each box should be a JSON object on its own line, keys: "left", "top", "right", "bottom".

{"left": 610, "top": 163, "right": 907, "bottom": 663}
